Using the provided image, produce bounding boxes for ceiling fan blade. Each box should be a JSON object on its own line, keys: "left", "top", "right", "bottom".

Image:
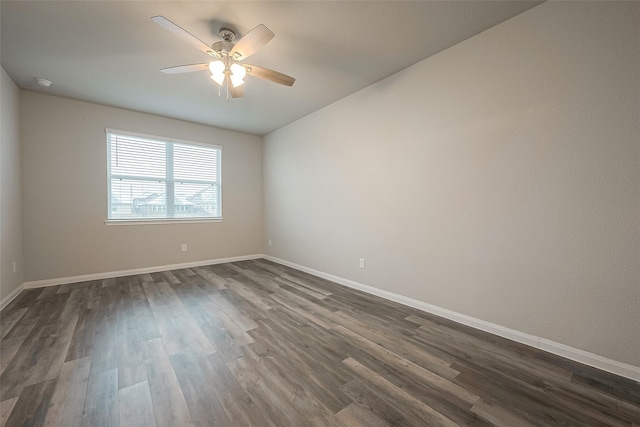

{"left": 245, "top": 64, "right": 295, "bottom": 87}
{"left": 229, "top": 84, "right": 244, "bottom": 99}
{"left": 161, "top": 63, "right": 209, "bottom": 74}
{"left": 230, "top": 24, "right": 274, "bottom": 60}
{"left": 151, "top": 16, "right": 214, "bottom": 56}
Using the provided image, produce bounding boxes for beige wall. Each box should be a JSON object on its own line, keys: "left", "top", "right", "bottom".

{"left": 264, "top": 2, "right": 640, "bottom": 366}
{"left": 1, "top": 67, "right": 24, "bottom": 301}
{"left": 21, "top": 92, "right": 263, "bottom": 281}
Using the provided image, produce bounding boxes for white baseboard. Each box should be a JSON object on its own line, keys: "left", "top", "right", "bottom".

{"left": 0, "top": 282, "right": 26, "bottom": 311}
{"left": 264, "top": 255, "right": 640, "bottom": 382}
{"left": 22, "top": 254, "right": 264, "bottom": 289}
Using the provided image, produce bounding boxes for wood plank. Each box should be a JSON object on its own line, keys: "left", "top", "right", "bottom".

{"left": 116, "top": 326, "right": 146, "bottom": 389}
{"left": 143, "top": 282, "right": 216, "bottom": 357}
{"left": 344, "top": 349, "right": 491, "bottom": 426}
{"left": 330, "top": 310, "right": 458, "bottom": 379}
{"left": 204, "top": 300, "right": 254, "bottom": 346}
{"left": 453, "top": 363, "right": 606, "bottom": 426}
{"left": 181, "top": 296, "right": 245, "bottom": 363}
{"left": 118, "top": 381, "right": 157, "bottom": 427}
{"left": 0, "top": 336, "right": 24, "bottom": 376}
{"left": 154, "top": 303, "right": 216, "bottom": 356}
{"left": 192, "top": 267, "right": 227, "bottom": 291}
{"left": 208, "top": 292, "right": 259, "bottom": 332}
{"left": 281, "top": 273, "right": 333, "bottom": 297}
{"left": 4, "top": 378, "right": 57, "bottom": 427}
{"left": 81, "top": 368, "right": 118, "bottom": 427}
{"left": 268, "top": 292, "right": 334, "bottom": 330}
{"left": 0, "top": 313, "right": 38, "bottom": 343}
{"left": 0, "top": 308, "right": 28, "bottom": 340}
{"left": 65, "top": 306, "right": 99, "bottom": 362}
{"left": 142, "top": 338, "right": 194, "bottom": 427}
{"left": 570, "top": 363, "right": 640, "bottom": 405}
{"left": 340, "top": 378, "right": 414, "bottom": 426}
{"left": 7, "top": 289, "right": 44, "bottom": 309}
{"left": 88, "top": 286, "right": 118, "bottom": 374}
{"left": 170, "top": 351, "right": 232, "bottom": 427}
{"left": 240, "top": 344, "right": 342, "bottom": 426}
{"left": 225, "top": 279, "right": 273, "bottom": 311}
{"left": 116, "top": 279, "right": 147, "bottom": 389}
{"left": 618, "top": 400, "right": 640, "bottom": 424}
{"left": 127, "top": 277, "right": 161, "bottom": 342}
{"left": 254, "top": 313, "right": 354, "bottom": 387}
{"left": 248, "top": 331, "right": 353, "bottom": 413}
{"left": 274, "top": 276, "right": 329, "bottom": 300}
{"left": 197, "top": 352, "right": 271, "bottom": 427}
{"left": 335, "top": 402, "right": 391, "bottom": 427}
{"left": 410, "top": 314, "right": 574, "bottom": 383}
{"left": 43, "top": 356, "right": 91, "bottom": 427}
{"left": 471, "top": 399, "right": 538, "bottom": 427}
{"left": 0, "top": 398, "right": 18, "bottom": 427}
{"left": 227, "top": 354, "right": 304, "bottom": 426}
{"left": 332, "top": 324, "right": 460, "bottom": 384}
{"left": 342, "top": 357, "right": 458, "bottom": 426}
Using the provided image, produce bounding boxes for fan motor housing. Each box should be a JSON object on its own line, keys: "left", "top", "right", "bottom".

{"left": 211, "top": 40, "right": 235, "bottom": 56}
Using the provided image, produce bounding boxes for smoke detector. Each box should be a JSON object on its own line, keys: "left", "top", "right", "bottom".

{"left": 35, "top": 78, "right": 52, "bottom": 87}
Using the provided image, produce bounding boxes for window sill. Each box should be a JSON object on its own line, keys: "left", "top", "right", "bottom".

{"left": 105, "top": 218, "right": 223, "bottom": 226}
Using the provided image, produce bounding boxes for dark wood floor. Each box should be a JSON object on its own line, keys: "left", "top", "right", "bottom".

{"left": 1, "top": 259, "right": 638, "bottom": 426}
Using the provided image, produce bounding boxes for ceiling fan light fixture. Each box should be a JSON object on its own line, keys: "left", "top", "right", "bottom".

{"left": 153, "top": 16, "right": 295, "bottom": 99}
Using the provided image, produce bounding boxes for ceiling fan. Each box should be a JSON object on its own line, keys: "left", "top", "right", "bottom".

{"left": 152, "top": 16, "right": 295, "bottom": 99}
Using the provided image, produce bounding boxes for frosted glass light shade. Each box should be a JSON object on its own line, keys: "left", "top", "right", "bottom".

{"left": 230, "top": 63, "right": 247, "bottom": 79}
{"left": 210, "top": 73, "right": 225, "bottom": 86}
{"left": 208, "top": 60, "right": 225, "bottom": 74}
{"left": 230, "top": 74, "right": 245, "bottom": 88}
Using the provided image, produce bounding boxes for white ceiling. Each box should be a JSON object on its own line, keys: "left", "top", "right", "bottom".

{"left": 1, "top": 1, "right": 541, "bottom": 136}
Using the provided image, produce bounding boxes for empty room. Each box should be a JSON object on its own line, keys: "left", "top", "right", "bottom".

{"left": 1, "top": 1, "right": 638, "bottom": 426}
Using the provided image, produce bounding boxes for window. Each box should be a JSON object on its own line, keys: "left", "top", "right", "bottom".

{"left": 107, "top": 129, "right": 221, "bottom": 222}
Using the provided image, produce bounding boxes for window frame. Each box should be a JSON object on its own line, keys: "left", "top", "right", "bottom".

{"left": 105, "top": 128, "right": 223, "bottom": 225}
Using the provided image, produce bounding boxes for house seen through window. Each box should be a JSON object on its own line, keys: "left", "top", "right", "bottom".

{"left": 107, "top": 130, "right": 221, "bottom": 221}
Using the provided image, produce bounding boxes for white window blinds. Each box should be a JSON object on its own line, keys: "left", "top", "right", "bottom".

{"left": 107, "top": 130, "right": 221, "bottom": 221}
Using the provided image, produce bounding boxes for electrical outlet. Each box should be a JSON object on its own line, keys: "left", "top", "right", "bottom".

{"left": 181, "top": 244, "right": 188, "bottom": 252}
{"left": 268, "top": 239, "right": 272, "bottom": 246}
{"left": 359, "top": 258, "right": 365, "bottom": 269}
{"left": 12, "top": 261, "right": 17, "bottom": 274}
